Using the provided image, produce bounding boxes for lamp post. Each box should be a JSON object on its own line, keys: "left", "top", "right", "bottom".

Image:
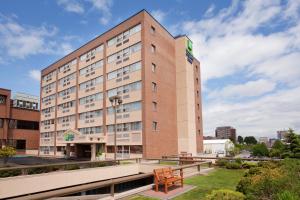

{"left": 109, "top": 95, "right": 122, "bottom": 162}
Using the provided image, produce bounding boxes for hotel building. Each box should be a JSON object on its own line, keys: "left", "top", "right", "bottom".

{"left": 39, "top": 10, "right": 203, "bottom": 160}
{"left": 0, "top": 89, "right": 40, "bottom": 155}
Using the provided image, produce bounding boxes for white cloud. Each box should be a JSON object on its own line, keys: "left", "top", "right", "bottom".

{"left": 204, "top": 86, "right": 300, "bottom": 138}
{"left": 208, "top": 79, "right": 276, "bottom": 99}
{"left": 29, "top": 70, "right": 41, "bottom": 81}
{"left": 87, "top": 0, "right": 113, "bottom": 25}
{"left": 174, "top": 0, "right": 300, "bottom": 137}
{"left": 151, "top": 10, "right": 167, "bottom": 23}
{"left": 204, "top": 4, "right": 215, "bottom": 18}
{"left": 0, "top": 14, "right": 75, "bottom": 60}
{"left": 57, "top": 0, "right": 85, "bottom": 14}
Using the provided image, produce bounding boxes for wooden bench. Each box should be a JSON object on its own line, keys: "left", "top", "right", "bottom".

{"left": 153, "top": 167, "right": 183, "bottom": 193}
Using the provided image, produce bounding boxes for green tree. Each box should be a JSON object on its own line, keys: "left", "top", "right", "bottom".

{"left": 244, "top": 136, "right": 257, "bottom": 145}
{"left": 285, "top": 129, "right": 300, "bottom": 158}
{"left": 0, "top": 146, "right": 16, "bottom": 165}
{"left": 238, "top": 136, "right": 244, "bottom": 144}
{"left": 252, "top": 143, "right": 269, "bottom": 157}
{"left": 270, "top": 140, "right": 285, "bottom": 158}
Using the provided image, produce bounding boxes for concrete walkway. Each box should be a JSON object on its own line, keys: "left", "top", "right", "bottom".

{"left": 141, "top": 185, "right": 196, "bottom": 200}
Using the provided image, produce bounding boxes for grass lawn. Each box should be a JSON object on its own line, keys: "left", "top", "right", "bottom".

{"left": 129, "top": 168, "right": 246, "bottom": 200}
{"left": 174, "top": 168, "right": 246, "bottom": 200}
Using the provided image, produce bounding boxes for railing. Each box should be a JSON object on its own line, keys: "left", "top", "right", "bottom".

{"left": 162, "top": 155, "right": 283, "bottom": 162}
{"left": 0, "top": 158, "right": 141, "bottom": 178}
{"left": 8, "top": 160, "right": 211, "bottom": 200}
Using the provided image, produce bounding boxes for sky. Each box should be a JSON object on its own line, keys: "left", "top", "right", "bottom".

{"left": 0, "top": 0, "right": 300, "bottom": 138}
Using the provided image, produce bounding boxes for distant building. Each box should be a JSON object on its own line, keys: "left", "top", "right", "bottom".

{"left": 203, "top": 136, "right": 216, "bottom": 140}
{"left": 269, "top": 138, "right": 277, "bottom": 147}
{"left": 0, "top": 88, "right": 40, "bottom": 155}
{"left": 215, "top": 126, "right": 236, "bottom": 142}
{"left": 277, "top": 130, "right": 289, "bottom": 141}
{"left": 259, "top": 137, "right": 269, "bottom": 145}
{"left": 203, "top": 139, "right": 234, "bottom": 157}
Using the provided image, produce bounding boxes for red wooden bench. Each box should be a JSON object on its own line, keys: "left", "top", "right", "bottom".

{"left": 153, "top": 167, "right": 183, "bottom": 193}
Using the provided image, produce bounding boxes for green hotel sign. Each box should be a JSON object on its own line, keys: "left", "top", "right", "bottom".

{"left": 64, "top": 131, "right": 75, "bottom": 141}
{"left": 186, "top": 39, "right": 193, "bottom": 64}
{"left": 187, "top": 39, "right": 193, "bottom": 55}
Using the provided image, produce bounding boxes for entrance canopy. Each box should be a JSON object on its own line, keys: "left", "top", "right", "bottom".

{"left": 57, "top": 129, "right": 106, "bottom": 145}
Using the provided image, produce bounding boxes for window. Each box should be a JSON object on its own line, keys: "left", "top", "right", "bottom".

{"left": 57, "top": 115, "right": 75, "bottom": 124}
{"left": 79, "top": 76, "right": 103, "bottom": 90}
{"left": 198, "top": 116, "right": 200, "bottom": 121}
{"left": 79, "top": 109, "right": 103, "bottom": 120}
{"left": 152, "top": 82, "right": 157, "bottom": 92}
{"left": 58, "top": 87, "right": 76, "bottom": 97}
{"left": 198, "top": 130, "right": 201, "bottom": 135}
{"left": 107, "top": 42, "right": 141, "bottom": 64}
{"left": 107, "top": 81, "right": 141, "bottom": 98}
{"left": 79, "top": 93, "right": 103, "bottom": 105}
{"left": 152, "top": 101, "right": 157, "bottom": 111}
{"left": 79, "top": 60, "right": 103, "bottom": 76}
{"left": 0, "top": 118, "right": 3, "bottom": 128}
{"left": 197, "top": 103, "right": 200, "bottom": 110}
{"left": 107, "top": 24, "right": 141, "bottom": 47}
{"left": 78, "top": 126, "right": 102, "bottom": 134}
{"left": 152, "top": 121, "right": 158, "bottom": 131}
{"left": 197, "top": 90, "right": 199, "bottom": 96}
{"left": 0, "top": 95, "right": 6, "bottom": 104}
{"left": 58, "top": 73, "right": 76, "bottom": 86}
{"left": 107, "top": 61, "right": 142, "bottom": 80}
{"left": 151, "top": 63, "right": 156, "bottom": 73}
{"left": 196, "top": 78, "right": 199, "bottom": 84}
{"left": 80, "top": 45, "right": 103, "bottom": 61}
{"left": 195, "top": 65, "right": 198, "bottom": 71}
{"left": 58, "top": 59, "right": 77, "bottom": 73}
{"left": 150, "top": 26, "right": 155, "bottom": 34}
{"left": 16, "top": 120, "right": 39, "bottom": 130}
{"left": 151, "top": 44, "right": 156, "bottom": 53}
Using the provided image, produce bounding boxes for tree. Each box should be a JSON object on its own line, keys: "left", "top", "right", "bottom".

{"left": 270, "top": 140, "right": 285, "bottom": 158}
{"left": 0, "top": 146, "right": 16, "bottom": 165}
{"left": 252, "top": 143, "right": 269, "bottom": 157}
{"left": 244, "top": 136, "right": 257, "bottom": 145}
{"left": 286, "top": 129, "right": 300, "bottom": 158}
{"left": 238, "top": 136, "right": 244, "bottom": 144}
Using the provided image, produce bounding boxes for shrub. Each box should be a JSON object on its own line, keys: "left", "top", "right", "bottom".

{"left": 0, "top": 146, "right": 16, "bottom": 165}
{"left": 276, "top": 191, "right": 299, "bottom": 200}
{"left": 226, "top": 162, "right": 241, "bottom": 169}
{"left": 64, "top": 164, "right": 80, "bottom": 170}
{"left": 206, "top": 189, "right": 245, "bottom": 200}
{"left": 235, "top": 158, "right": 243, "bottom": 164}
{"left": 215, "top": 159, "right": 228, "bottom": 167}
{"left": 28, "top": 166, "right": 59, "bottom": 175}
{"left": 237, "top": 159, "right": 300, "bottom": 200}
{"left": 241, "top": 162, "right": 257, "bottom": 169}
{"left": 0, "top": 169, "right": 22, "bottom": 178}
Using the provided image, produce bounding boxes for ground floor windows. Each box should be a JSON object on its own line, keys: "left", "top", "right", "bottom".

{"left": 16, "top": 140, "right": 26, "bottom": 150}
{"left": 106, "top": 145, "right": 142, "bottom": 154}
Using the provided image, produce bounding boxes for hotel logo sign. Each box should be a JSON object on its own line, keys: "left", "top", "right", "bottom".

{"left": 186, "top": 39, "right": 194, "bottom": 64}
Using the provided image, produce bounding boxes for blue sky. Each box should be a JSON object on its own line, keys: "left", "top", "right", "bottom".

{"left": 0, "top": 0, "right": 299, "bottom": 137}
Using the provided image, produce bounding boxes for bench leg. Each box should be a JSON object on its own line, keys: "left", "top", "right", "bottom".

{"left": 155, "top": 183, "right": 158, "bottom": 192}
{"left": 181, "top": 179, "right": 183, "bottom": 187}
{"left": 164, "top": 182, "right": 168, "bottom": 194}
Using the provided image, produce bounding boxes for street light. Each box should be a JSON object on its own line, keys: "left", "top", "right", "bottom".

{"left": 109, "top": 95, "right": 122, "bottom": 162}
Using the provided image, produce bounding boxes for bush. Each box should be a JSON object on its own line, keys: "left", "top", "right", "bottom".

{"left": 215, "top": 159, "right": 228, "bottom": 167}
{"left": 276, "top": 191, "right": 299, "bottom": 200}
{"left": 226, "top": 162, "right": 242, "bottom": 169}
{"left": 236, "top": 159, "right": 300, "bottom": 200}
{"left": 64, "top": 164, "right": 80, "bottom": 170}
{"left": 206, "top": 189, "right": 245, "bottom": 200}
{"left": 0, "top": 169, "right": 22, "bottom": 178}
{"left": 0, "top": 146, "right": 16, "bottom": 164}
{"left": 241, "top": 162, "right": 257, "bottom": 169}
{"left": 28, "top": 166, "right": 60, "bottom": 175}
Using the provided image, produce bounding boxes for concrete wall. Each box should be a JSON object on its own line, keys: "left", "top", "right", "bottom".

{"left": 0, "top": 164, "right": 140, "bottom": 199}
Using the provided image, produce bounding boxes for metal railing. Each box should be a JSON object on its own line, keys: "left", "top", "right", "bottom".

{"left": 162, "top": 155, "right": 283, "bottom": 161}
{"left": 0, "top": 158, "right": 141, "bottom": 177}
